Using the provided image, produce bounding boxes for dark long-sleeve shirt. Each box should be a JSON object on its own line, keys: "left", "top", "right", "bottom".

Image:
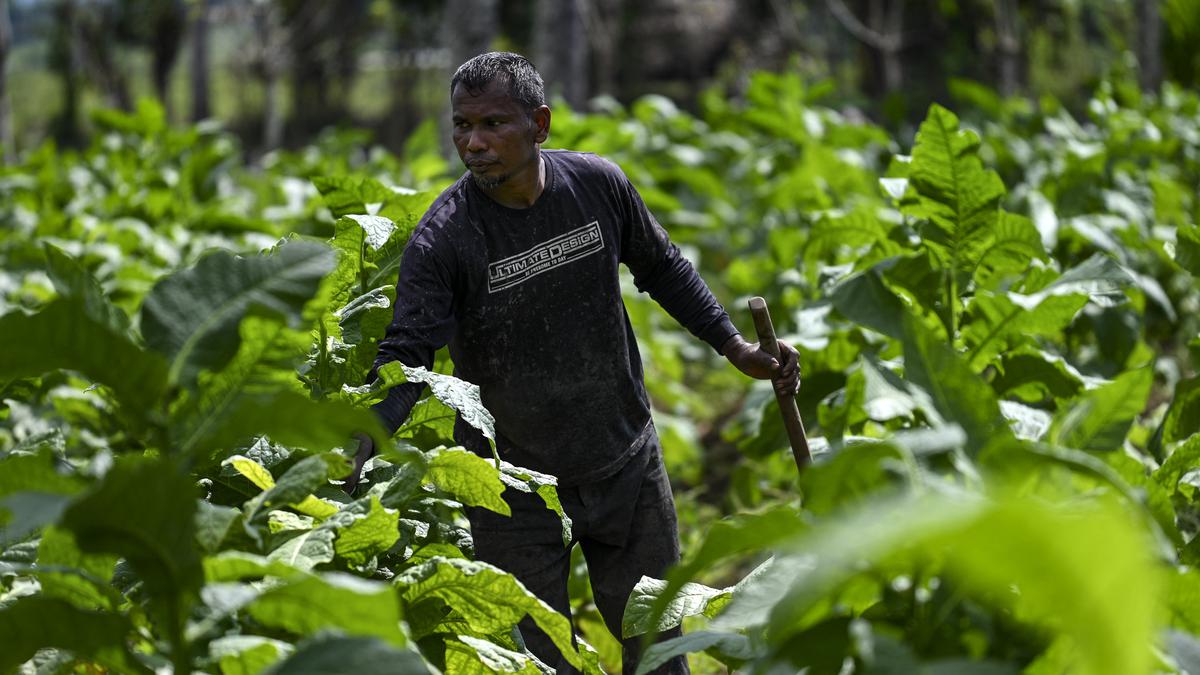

{"left": 369, "top": 149, "right": 737, "bottom": 484}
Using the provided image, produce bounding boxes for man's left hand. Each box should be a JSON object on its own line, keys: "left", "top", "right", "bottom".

{"left": 723, "top": 333, "right": 801, "bottom": 397}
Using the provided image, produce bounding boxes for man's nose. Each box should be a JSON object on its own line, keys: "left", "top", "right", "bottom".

{"left": 464, "top": 129, "right": 487, "bottom": 153}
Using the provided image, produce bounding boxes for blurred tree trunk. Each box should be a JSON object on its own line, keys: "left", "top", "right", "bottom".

{"left": 0, "top": 0, "right": 12, "bottom": 160}
{"left": 49, "top": 0, "right": 84, "bottom": 145}
{"left": 827, "top": 0, "right": 905, "bottom": 93}
{"left": 585, "top": 0, "right": 622, "bottom": 98}
{"left": 150, "top": 1, "right": 186, "bottom": 120}
{"left": 189, "top": 0, "right": 210, "bottom": 121}
{"left": 1135, "top": 0, "right": 1162, "bottom": 93}
{"left": 253, "top": 2, "right": 286, "bottom": 150}
{"left": 440, "top": 0, "right": 498, "bottom": 158}
{"left": 994, "top": 0, "right": 1021, "bottom": 96}
{"left": 284, "top": 0, "right": 370, "bottom": 141}
{"left": 77, "top": 2, "right": 132, "bottom": 111}
{"left": 534, "top": 0, "right": 588, "bottom": 107}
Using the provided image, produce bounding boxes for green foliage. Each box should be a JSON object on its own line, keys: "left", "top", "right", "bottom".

{"left": 5, "top": 74, "right": 1200, "bottom": 674}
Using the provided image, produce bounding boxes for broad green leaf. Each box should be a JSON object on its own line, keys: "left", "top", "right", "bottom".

{"left": 237, "top": 454, "right": 344, "bottom": 546}
{"left": 178, "top": 384, "right": 384, "bottom": 467}
{"left": 376, "top": 363, "right": 497, "bottom": 443}
{"left": 426, "top": 447, "right": 509, "bottom": 515}
{"left": 962, "top": 291, "right": 1088, "bottom": 370}
{"left": 334, "top": 496, "right": 400, "bottom": 566}
{"left": 337, "top": 286, "right": 392, "bottom": 345}
{"left": 715, "top": 492, "right": 1158, "bottom": 675}
{"left": 904, "top": 104, "right": 1017, "bottom": 287}
{"left": 0, "top": 596, "right": 148, "bottom": 674}
{"left": 314, "top": 175, "right": 395, "bottom": 217}
{"left": 636, "top": 630, "right": 756, "bottom": 675}
{"left": 829, "top": 266, "right": 909, "bottom": 340}
{"left": 1161, "top": 376, "right": 1200, "bottom": 446}
{"left": 622, "top": 576, "right": 731, "bottom": 638}
{"left": 247, "top": 572, "right": 406, "bottom": 645}
{"left": 196, "top": 501, "right": 241, "bottom": 553}
{"left": 800, "top": 440, "right": 908, "bottom": 515}
{"left": 397, "top": 557, "right": 585, "bottom": 670}
{"left": 803, "top": 207, "right": 891, "bottom": 267}
{"left": 445, "top": 636, "right": 541, "bottom": 674}
{"left": 638, "top": 505, "right": 805, "bottom": 646}
{"left": 36, "top": 526, "right": 118, "bottom": 610}
{"left": 1175, "top": 222, "right": 1200, "bottom": 278}
{"left": 0, "top": 450, "right": 87, "bottom": 498}
{"left": 344, "top": 214, "right": 397, "bottom": 252}
{"left": 1048, "top": 368, "right": 1152, "bottom": 452}
{"left": 1153, "top": 434, "right": 1200, "bottom": 500}
{"left": 61, "top": 457, "right": 203, "bottom": 631}
{"left": 140, "top": 239, "right": 335, "bottom": 386}
{"left": 1009, "top": 254, "right": 1133, "bottom": 310}
{"left": 0, "top": 299, "right": 167, "bottom": 416}
{"left": 210, "top": 635, "right": 293, "bottom": 675}
{"left": 901, "top": 313, "right": 1011, "bottom": 454}
{"left": 499, "top": 461, "right": 572, "bottom": 547}
{"left": 203, "top": 551, "right": 305, "bottom": 583}
{"left": 43, "top": 242, "right": 131, "bottom": 336}
{"left": 268, "top": 528, "right": 336, "bottom": 571}
{"left": 991, "top": 348, "right": 1088, "bottom": 402}
{"left": 263, "top": 634, "right": 430, "bottom": 675}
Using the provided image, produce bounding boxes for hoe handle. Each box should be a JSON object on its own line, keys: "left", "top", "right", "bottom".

{"left": 748, "top": 296, "right": 812, "bottom": 472}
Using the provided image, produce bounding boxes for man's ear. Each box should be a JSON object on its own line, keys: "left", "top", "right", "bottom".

{"left": 532, "top": 105, "right": 551, "bottom": 144}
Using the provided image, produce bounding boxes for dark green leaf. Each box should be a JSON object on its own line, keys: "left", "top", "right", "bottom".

{"left": 0, "top": 597, "right": 148, "bottom": 674}
{"left": 61, "top": 457, "right": 203, "bottom": 625}
{"left": 247, "top": 572, "right": 406, "bottom": 645}
{"left": 43, "top": 242, "right": 131, "bottom": 336}
{"left": 0, "top": 299, "right": 167, "bottom": 416}
{"left": 900, "top": 313, "right": 1011, "bottom": 454}
{"left": 140, "top": 239, "right": 335, "bottom": 386}
{"left": 1048, "top": 368, "right": 1152, "bottom": 452}
{"left": 263, "top": 635, "right": 430, "bottom": 675}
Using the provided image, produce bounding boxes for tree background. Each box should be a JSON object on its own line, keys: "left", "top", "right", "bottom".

{"left": 3, "top": 0, "right": 1199, "bottom": 161}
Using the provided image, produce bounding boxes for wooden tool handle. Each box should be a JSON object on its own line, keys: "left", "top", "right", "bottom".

{"left": 748, "top": 296, "right": 812, "bottom": 472}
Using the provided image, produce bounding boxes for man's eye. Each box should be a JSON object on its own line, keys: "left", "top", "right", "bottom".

{"left": 487, "top": 120, "right": 503, "bottom": 127}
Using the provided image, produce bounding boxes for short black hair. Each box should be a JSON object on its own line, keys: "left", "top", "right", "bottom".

{"left": 451, "top": 52, "right": 546, "bottom": 110}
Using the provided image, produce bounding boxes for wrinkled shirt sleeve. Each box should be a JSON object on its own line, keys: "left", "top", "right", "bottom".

{"left": 614, "top": 172, "right": 738, "bottom": 354}
{"left": 368, "top": 238, "right": 457, "bottom": 434}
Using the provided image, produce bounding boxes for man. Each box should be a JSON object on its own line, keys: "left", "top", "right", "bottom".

{"left": 351, "top": 52, "right": 799, "bottom": 674}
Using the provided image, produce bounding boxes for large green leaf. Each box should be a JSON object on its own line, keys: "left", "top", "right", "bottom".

{"left": 140, "top": 239, "right": 335, "bottom": 386}
{"left": 1160, "top": 376, "right": 1200, "bottom": 447}
{"left": 36, "top": 526, "right": 119, "bottom": 610}
{"left": 43, "top": 242, "right": 131, "bottom": 336}
{"left": 444, "top": 636, "right": 541, "bottom": 675}
{"left": 900, "top": 313, "right": 1011, "bottom": 454}
{"left": 962, "top": 291, "right": 1088, "bottom": 370}
{"left": 171, "top": 317, "right": 386, "bottom": 467}
{"left": 622, "top": 576, "right": 731, "bottom": 639}
{"left": 247, "top": 572, "right": 407, "bottom": 646}
{"left": 60, "top": 456, "right": 203, "bottom": 630}
{"left": 334, "top": 496, "right": 400, "bottom": 567}
{"left": 396, "top": 557, "right": 587, "bottom": 671}
{"left": 707, "top": 493, "right": 1158, "bottom": 675}
{"left": 829, "top": 265, "right": 910, "bottom": 341}
{"left": 904, "top": 104, "right": 1039, "bottom": 286}
{"left": 0, "top": 299, "right": 168, "bottom": 416}
{"left": 0, "top": 597, "right": 148, "bottom": 674}
{"left": 426, "top": 447, "right": 509, "bottom": 515}
{"left": 1048, "top": 368, "right": 1152, "bottom": 452}
{"left": 373, "top": 363, "right": 497, "bottom": 444}
{"left": 263, "top": 635, "right": 430, "bottom": 675}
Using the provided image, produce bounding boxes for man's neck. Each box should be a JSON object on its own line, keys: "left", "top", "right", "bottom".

{"left": 478, "top": 153, "right": 546, "bottom": 210}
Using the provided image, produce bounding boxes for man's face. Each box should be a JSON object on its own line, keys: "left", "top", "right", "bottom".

{"left": 451, "top": 78, "right": 548, "bottom": 190}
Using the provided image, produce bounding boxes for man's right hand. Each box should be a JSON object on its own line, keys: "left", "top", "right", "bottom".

{"left": 343, "top": 431, "right": 376, "bottom": 495}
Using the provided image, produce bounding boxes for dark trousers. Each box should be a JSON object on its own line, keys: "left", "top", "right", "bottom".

{"left": 467, "top": 430, "right": 690, "bottom": 674}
